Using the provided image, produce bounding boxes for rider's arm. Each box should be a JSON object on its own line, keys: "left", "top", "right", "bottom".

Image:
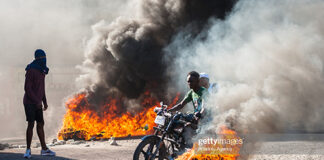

{"left": 194, "top": 104, "right": 204, "bottom": 119}
{"left": 168, "top": 90, "right": 193, "bottom": 112}
{"left": 168, "top": 99, "right": 189, "bottom": 112}
{"left": 168, "top": 90, "right": 192, "bottom": 112}
{"left": 195, "top": 88, "right": 209, "bottom": 118}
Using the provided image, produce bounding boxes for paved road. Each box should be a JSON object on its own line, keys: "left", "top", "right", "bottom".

{"left": 1, "top": 138, "right": 324, "bottom": 160}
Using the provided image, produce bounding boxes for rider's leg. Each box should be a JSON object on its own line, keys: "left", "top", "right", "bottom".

{"left": 183, "top": 126, "right": 195, "bottom": 148}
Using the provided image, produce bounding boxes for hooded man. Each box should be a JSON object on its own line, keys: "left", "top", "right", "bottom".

{"left": 23, "top": 49, "right": 55, "bottom": 158}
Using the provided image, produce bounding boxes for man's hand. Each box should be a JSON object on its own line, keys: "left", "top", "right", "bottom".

{"left": 194, "top": 112, "right": 201, "bottom": 118}
{"left": 43, "top": 104, "right": 48, "bottom": 111}
{"left": 194, "top": 112, "right": 202, "bottom": 121}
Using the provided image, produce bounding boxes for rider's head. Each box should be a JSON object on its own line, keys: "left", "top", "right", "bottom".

{"left": 199, "top": 73, "right": 210, "bottom": 89}
{"left": 187, "top": 71, "right": 200, "bottom": 90}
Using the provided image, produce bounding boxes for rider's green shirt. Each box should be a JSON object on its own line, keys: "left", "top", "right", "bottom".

{"left": 183, "top": 87, "right": 208, "bottom": 113}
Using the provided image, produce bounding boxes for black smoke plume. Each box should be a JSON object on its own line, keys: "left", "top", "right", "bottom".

{"left": 77, "top": 0, "right": 237, "bottom": 111}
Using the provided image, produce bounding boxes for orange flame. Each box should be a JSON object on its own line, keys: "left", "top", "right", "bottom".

{"left": 176, "top": 126, "right": 242, "bottom": 160}
{"left": 58, "top": 91, "right": 179, "bottom": 140}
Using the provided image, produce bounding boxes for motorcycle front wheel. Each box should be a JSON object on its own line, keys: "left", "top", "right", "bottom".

{"left": 133, "top": 137, "right": 166, "bottom": 160}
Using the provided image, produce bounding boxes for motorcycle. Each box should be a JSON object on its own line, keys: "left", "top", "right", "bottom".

{"left": 133, "top": 102, "right": 198, "bottom": 160}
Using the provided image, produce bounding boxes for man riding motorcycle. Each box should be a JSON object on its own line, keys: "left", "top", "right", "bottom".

{"left": 168, "top": 71, "right": 208, "bottom": 147}
{"left": 133, "top": 71, "right": 209, "bottom": 160}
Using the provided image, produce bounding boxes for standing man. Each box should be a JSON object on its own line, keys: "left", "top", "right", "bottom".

{"left": 199, "top": 72, "right": 218, "bottom": 94}
{"left": 23, "top": 49, "right": 55, "bottom": 158}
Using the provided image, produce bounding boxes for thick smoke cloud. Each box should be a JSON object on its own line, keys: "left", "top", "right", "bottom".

{"left": 168, "top": 0, "right": 324, "bottom": 136}
{"left": 78, "top": 0, "right": 237, "bottom": 110}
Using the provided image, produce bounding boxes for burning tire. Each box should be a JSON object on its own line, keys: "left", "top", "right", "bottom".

{"left": 133, "top": 136, "right": 166, "bottom": 160}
